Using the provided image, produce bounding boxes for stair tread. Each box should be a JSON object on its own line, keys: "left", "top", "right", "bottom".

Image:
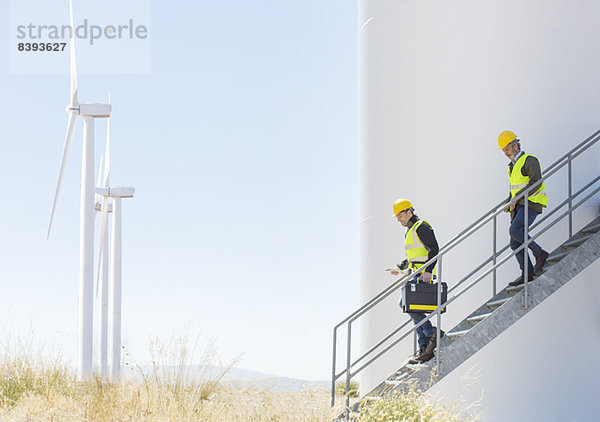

{"left": 563, "top": 236, "right": 591, "bottom": 248}
{"left": 446, "top": 328, "right": 470, "bottom": 337}
{"left": 547, "top": 250, "right": 569, "bottom": 261}
{"left": 582, "top": 222, "right": 600, "bottom": 233}
{"left": 390, "top": 371, "right": 414, "bottom": 382}
{"left": 405, "top": 362, "right": 426, "bottom": 368}
{"left": 487, "top": 297, "right": 510, "bottom": 308}
{"left": 467, "top": 312, "right": 492, "bottom": 322}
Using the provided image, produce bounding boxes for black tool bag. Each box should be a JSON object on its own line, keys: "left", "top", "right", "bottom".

{"left": 401, "top": 281, "right": 448, "bottom": 314}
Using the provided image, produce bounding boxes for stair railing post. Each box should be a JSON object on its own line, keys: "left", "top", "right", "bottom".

{"left": 568, "top": 153, "right": 573, "bottom": 238}
{"left": 492, "top": 215, "right": 497, "bottom": 296}
{"left": 331, "top": 327, "right": 337, "bottom": 407}
{"left": 413, "top": 331, "right": 417, "bottom": 356}
{"left": 523, "top": 190, "right": 529, "bottom": 309}
{"left": 412, "top": 269, "right": 417, "bottom": 356}
{"left": 435, "top": 256, "right": 443, "bottom": 373}
{"left": 345, "top": 321, "right": 352, "bottom": 419}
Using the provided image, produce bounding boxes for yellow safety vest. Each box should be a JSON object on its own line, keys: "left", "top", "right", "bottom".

{"left": 405, "top": 219, "right": 437, "bottom": 278}
{"left": 509, "top": 154, "right": 548, "bottom": 207}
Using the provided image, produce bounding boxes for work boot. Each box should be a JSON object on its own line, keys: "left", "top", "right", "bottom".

{"left": 534, "top": 250, "right": 549, "bottom": 274}
{"left": 423, "top": 328, "right": 445, "bottom": 358}
{"left": 508, "top": 274, "right": 535, "bottom": 287}
{"left": 416, "top": 348, "right": 434, "bottom": 363}
{"left": 408, "top": 347, "right": 427, "bottom": 365}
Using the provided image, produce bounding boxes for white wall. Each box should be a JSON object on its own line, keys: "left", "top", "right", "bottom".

{"left": 358, "top": 0, "right": 600, "bottom": 393}
{"left": 428, "top": 257, "right": 600, "bottom": 421}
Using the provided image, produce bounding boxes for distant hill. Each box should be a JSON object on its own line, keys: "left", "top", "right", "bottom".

{"left": 221, "top": 367, "right": 329, "bottom": 393}
{"left": 128, "top": 365, "right": 328, "bottom": 393}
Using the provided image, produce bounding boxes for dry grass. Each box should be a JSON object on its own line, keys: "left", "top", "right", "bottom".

{"left": 0, "top": 333, "right": 474, "bottom": 421}
{"left": 0, "top": 382, "right": 342, "bottom": 421}
{"left": 0, "top": 333, "right": 344, "bottom": 421}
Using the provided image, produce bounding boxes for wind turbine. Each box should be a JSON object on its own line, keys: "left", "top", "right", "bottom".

{"left": 108, "top": 186, "right": 134, "bottom": 382}
{"left": 96, "top": 189, "right": 135, "bottom": 382}
{"left": 96, "top": 197, "right": 110, "bottom": 377}
{"left": 95, "top": 113, "right": 135, "bottom": 381}
{"left": 47, "top": 0, "right": 111, "bottom": 381}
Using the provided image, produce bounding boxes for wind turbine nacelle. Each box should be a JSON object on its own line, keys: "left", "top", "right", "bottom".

{"left": 95, "top": 186, "right": 135, "bottom": 198}
{"left": 78, "top": 103, "right": 112, "bottom": 118}
{"left": 109, "top": 187, "right": 135, "bottom": 198}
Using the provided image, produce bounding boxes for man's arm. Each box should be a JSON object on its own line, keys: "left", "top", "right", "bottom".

{"left": 518, "top": 155, "right": 543, "bottom": 196}
{"left": 416, "top": 223, "right": 439, "bottom": 274}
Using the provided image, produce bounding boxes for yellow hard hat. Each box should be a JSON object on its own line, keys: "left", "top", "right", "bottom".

{"left": 393, "top": 198, "right": 413, "bottom": 215}
{"left": 498, "top": 130, "right": 518, "bottom": 149}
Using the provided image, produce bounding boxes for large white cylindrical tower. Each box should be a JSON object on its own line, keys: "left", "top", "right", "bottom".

{"left": 359, "top": 0, "right": 600, "bottom": 394}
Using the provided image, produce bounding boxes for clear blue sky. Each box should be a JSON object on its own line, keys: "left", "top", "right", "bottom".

{"left": 0, "top": 0, "right": 358, "bottom": 380}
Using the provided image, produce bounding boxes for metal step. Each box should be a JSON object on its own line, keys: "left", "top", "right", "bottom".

{"left": 446, "top": 328, "right": 470, "bottom": 339}
{"left": 547, "top": 251, "right": 569, "bottom": 262}
{"left": 405, "top": 362, "right": 426, "bottom": 368}
{"left": 487, "top": 297, "right": 510, "bottom": 308}
{"left": 582, "top": 222, "right": 600, "bottom": 234}
{"left": 389, "top": 370, "right": 415, "bottom": 383}
{"left": 384, "top": 379, "right": 403, "bottom": 387}
{"left": 506, "top": 284, "right": 525, "bottom": 293}
{"left": 467, "top": 312, "right": 492, "bottom": 324}
{"left": 563, "top": 235, "right": 591, "bottom": 248}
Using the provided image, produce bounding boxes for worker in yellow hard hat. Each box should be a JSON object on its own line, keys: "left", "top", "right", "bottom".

{"left": 498, "top": 131, "right": 549, "bottom": 286}
{"left": 391, "top": 198, "right": 443, "bottom": 364}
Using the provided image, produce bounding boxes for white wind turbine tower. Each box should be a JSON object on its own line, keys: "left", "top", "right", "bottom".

{"left": 95, "top": 114, "right": 134, "bottom": 381}
{"left": 95, "top": 111, "right": 111, "bottom": 378}
{"left": 47, "top": 0, "right": 111, "bottom": 381}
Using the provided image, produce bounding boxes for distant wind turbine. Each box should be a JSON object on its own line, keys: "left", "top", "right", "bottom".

{"left": 47, "top": 0, "right": 111, "bottom": 381}
{"left": 95, "top": 109, "right": 135, "bottom": 381}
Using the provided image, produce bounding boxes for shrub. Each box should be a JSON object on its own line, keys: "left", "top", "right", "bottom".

{"left": 336, "top": 380, "right": 360, "bottom": 398}
{"left": 353, "top": 389, "right": 478, "bottom": 422}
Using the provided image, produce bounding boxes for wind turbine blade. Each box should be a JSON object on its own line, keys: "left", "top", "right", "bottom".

{"left": 96, "top": 153, "right": 104, "bottom": 207}
{"left": 96, "top": 196, "right": 109, "bottom": 296}
{"left": 47, "top": 111, "right": 78, "bottom": 238}
{"left": 95, "top": 154, "right": 104, "bottom": 224}
{"left": 69, "top": 0, "right": 78, "bottom": 106}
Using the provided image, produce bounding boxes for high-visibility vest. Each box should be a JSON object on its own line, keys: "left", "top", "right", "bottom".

{"left": 509, "top": 154, "right": 548, "bottom": 207}
{"left": 405, "top": 219, "right": 437, "bottom": 278}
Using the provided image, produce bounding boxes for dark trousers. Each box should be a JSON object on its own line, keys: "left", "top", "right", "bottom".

{"left": 406, "top": 275, "right": 435, "bottom": 350}
{"left": 408, "top": 312, "right": 435, "bottom": 350}
{"left": 509, "top": 205, "right": 543, "bottom": 276}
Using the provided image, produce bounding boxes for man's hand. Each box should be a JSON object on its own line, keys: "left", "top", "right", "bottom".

{"left": 398, "top": 259, "right": 408, "bottom": 271}
{"left": 389, "top": 260, "right": 408, "bottom": 276}
{"left": 399, "top": 259, "right": 408, "bottom": 271}
{"left": 421, "top": 272, "right": 433, "bottom": 283}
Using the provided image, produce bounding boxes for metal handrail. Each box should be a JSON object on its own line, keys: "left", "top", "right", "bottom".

{"left": 332, "top": 129, "right": 600, "bottom": 411}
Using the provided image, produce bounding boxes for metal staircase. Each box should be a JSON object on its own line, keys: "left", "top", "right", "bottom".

{"left": 331, "top": 129, "right": 600, "bottom": 418}
{"left": 366, "top": 216, "right": 600, "bottom": 401}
